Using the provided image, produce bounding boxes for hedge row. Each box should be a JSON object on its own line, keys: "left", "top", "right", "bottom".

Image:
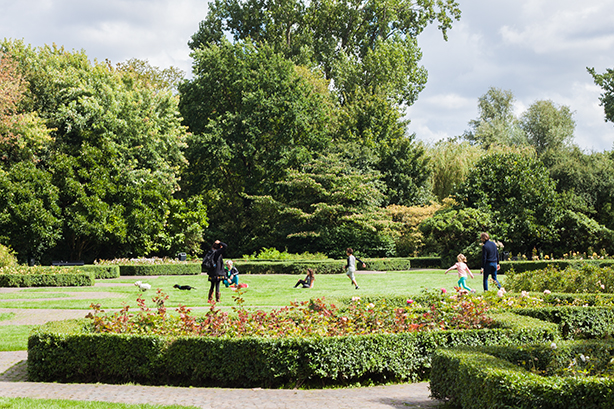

{"left": 118, "top": 263, "right": 201, "bottom": 276}
{"left": 499, "top": 259, "right": 614, "bottom": 274}
{"left": 27, "top": 312, "right": 556, "bottom": 387}
{"left": 234, "top": 258, "right": 413, "bottom": 274}
{"left": 513, "top": 306, "right": 614, "bottom": 339}
{"left": 74, "top": 265, "right": 120, "bottom": 279}
{"left": 430, "top": 341, "right": 614, "bottom": 409}
{"left": 0, "top": 271, "right": 94, "bottom": 287}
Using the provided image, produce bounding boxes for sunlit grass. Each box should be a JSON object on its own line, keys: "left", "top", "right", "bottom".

{"left": 0, "top": 270, "right": 485, "bottom": 309}
{"left": 0, "top": 397, "right": 197, "bottom": 409}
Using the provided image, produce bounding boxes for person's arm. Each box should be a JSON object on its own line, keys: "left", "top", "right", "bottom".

{"left": 444, "top": 263, "right": 456, "bottom": 274}
{"left": 356, "top": 258, "right": 366, "bottom": 268}
{"left": 309, "top": 277, "right": 315, "bottom": 288}
{"left": 466, "top": 266, "right": 474, "bottom": 279}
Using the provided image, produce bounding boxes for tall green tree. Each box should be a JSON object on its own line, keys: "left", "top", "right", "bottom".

{"left": 588, "top": 67, "right": 614, "bottom": 125}
{"left": 543, "top": 147, "right": 614, "bottom": 231}
{"left": 335, "top": 90, "right": 432, "bottom": 205}
{"left": 453, "top": 152, "right": 563, "bottom": 254}
{"left": 179, "top": 40, "right": 335, "bottom": 253}
{"left": 463, "top": 87, "right": 525, "bottom": 148}
{"left": 189, "top": 0, "right": 460, "bottom": 105}
{"left": 247, "top": 153, "right": 396, "bottom": 257}
{"left": 427, "top": 139, "right": 483, "bottom": 201}
{"left": 1, "top": 40, "right": 205, "bottom": 261}
{"left": 520, "top": 100, "right": 575, "bottom": 155}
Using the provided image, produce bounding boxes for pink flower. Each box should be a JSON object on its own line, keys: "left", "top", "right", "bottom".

{"left": 543, "top": 289, "right": 551, "bottom": 295}
{"left": 441, "top": 288, "right": 447, "bottom": 294}
{"left": 407, "top": 299, "right": 414, "bottom": 305}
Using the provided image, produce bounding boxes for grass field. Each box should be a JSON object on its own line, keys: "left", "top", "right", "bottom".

{"left": 0, "top": 270, "right": 494, "bottom": 310}
{"left": 0, "top": 397, "right": 198, "bottom": 409}
{"left": 0, "top": 269, "right": 502, "bottom": 352}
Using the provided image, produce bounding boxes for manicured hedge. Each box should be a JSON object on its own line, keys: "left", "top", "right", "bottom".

{"left": 118, "top": 263, "right": 201, "bottom": 276}
{"left": 513, "top": 306, "right": 614, "bottom": 339}
{"left": 28, "top": 312, "right": 557, "bottom": 387}
{"left": 499, "top": 259, "right": 614, "bottom": 274}
{"left": 407, "top": 257, "right": 441, "bottom": 269}
{"left": 430, "top": 341, "right": 614, "bottom": 409}
{"left": 74, "top": 265, "right": 120, "bottom": 279}
{"left": 234, "top": 258, "right": 412, "bottom": 274}
{"left": 0, "top": 271, "right": 94, "bottom": 287}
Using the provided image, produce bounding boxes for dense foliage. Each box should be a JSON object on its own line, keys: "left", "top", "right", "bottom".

{"left": 0, "top": 41, "right": 208, "bottom": 263}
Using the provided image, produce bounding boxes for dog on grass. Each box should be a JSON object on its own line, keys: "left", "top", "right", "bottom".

{"left": 134, "top": 281, "right": 151, "bottom": 291}
{"left": 174, "top": 284, "right": 196, "bottom": 290}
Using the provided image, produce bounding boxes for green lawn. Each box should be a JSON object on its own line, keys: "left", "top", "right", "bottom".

{"left": 0, "top": 325, "right": 35, "bottom": 351}
{"left": 0, "top": 270, "right": 492, "bottom": 309}
{"left": 0, "top": 270, "right": 498, "bottom": 352}
{"left": 0, "top": 397, "right": 197, "bottom": 409}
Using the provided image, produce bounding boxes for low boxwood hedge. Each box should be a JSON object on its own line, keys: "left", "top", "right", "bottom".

{"left": 28, "top": 312, "right": 557, "bottom": 387}
{"left": 234, "top": 258, "right": 412, "bottom": 274}
{"left": 74, "top": 265, "right": 120, "bottom": 279}
{"left": 513, "top": 306, "right": 614, "bottom": 339}
{"left": 430, "top": 341, "right": 614, "bottom": 409}
{"left": 407, "top": 257, "right": 441, "bottom": 269}
{"left": 118, "top": 263, "right": 201, "bottom": 276}
{"left": 0, "top": 271, "right": 94, "bottom": 287}
{"left": 499, "top": 259, "right": 614, "bottom": 274}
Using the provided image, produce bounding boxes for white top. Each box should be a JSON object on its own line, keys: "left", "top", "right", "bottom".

{"left": 347, "top": 255, "right": 357, "bottom": 272}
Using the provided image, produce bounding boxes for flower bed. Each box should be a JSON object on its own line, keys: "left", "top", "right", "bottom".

{"left": 28, "top": 291, "right": 558, "bottom": 387}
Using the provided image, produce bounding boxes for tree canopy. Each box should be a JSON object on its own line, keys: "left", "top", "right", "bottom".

{"left": 0, "top": 40, "right": 207, "bottom": 262}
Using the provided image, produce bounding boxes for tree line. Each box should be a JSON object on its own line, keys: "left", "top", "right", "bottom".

{"left": 0, "top": 0, "right": 613, "bottom": 264}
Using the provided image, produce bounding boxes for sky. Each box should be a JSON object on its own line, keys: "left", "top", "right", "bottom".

{"left": 1, "top": 0, "right": 613, "bottom": 152}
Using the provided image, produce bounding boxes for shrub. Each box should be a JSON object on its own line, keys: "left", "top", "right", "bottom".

{"left": 74, "top": 265, "right": 120, "bottom": 279}
{"left": 504, "top": 264, "right": 614, "bottom": 293}
{"left": 29, "top": 309, "right": 557, "bottom": 387}
{"left": 118, "top": 263, "right": 201, "bottom": 276}
{"left": 241, "top": 248, "right": 330, "bottom": 261}
{"left": 235, "top": 258, "right": 412, "bottom": 274}
{"left": 430, "top": 341, "right": 614, "bottom": 409}
{"left": 0, "top": 266, "right": 94, "bottom": 287}
{"left": 0, "top": 244, "right": 17, "bottom": 268}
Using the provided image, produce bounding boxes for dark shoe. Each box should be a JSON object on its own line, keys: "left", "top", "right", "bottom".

{"left": 216, "top": 292, "right": 221, "bottom": 302}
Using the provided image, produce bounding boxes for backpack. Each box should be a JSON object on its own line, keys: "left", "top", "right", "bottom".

{"left": 201, "top": 250, "right": 217, "bottom": 272}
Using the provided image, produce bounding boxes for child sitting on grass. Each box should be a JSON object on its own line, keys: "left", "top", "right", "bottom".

{"left": 294, "top": 268, "right": 315, "bottom": 288}
{"left": 445, "top": 254, "right": 475, "bottom": 293}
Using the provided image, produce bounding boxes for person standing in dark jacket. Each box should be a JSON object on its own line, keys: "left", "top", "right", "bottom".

{"left": 480, "top": 232, "right": 501, "bottom": 291}
{"left": 207, "top": 240, "right": 227, "bottom": 302}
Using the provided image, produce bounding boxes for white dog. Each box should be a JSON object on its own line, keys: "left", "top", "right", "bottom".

{"left": 134, "top": 281, "right": 151, "bottom": 291}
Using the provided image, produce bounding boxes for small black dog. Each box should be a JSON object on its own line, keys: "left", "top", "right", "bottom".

{"left": 174, "top": 284, "right": 196, "bottom": 290}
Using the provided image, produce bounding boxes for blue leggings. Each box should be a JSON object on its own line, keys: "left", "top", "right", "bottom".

{"left": 458, "top": 277, "right": 472, "bottom": 291}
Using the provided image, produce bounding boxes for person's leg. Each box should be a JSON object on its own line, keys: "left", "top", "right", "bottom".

{"left": 459, "top": 277, "right": 472, "bottom": 291}
{"left": 231, "top": 275, "right": 239, "bottom": 286}
{"left": 491, "top": 264, "right": 501, "bottom": 289}
{"left": 208, "top": 280, "right": 215, "bottom": 302}
{"left": 215, "top": 280, "right": 221, "bottom": 302}
{"left": 224, "top": 279, "right": 230, "bottom": 288}
{"left": 348, "top": 270, "right": 359, "bottom": 288}
{"left": 483, "top": 268, "right": 490, "bottom": 291}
